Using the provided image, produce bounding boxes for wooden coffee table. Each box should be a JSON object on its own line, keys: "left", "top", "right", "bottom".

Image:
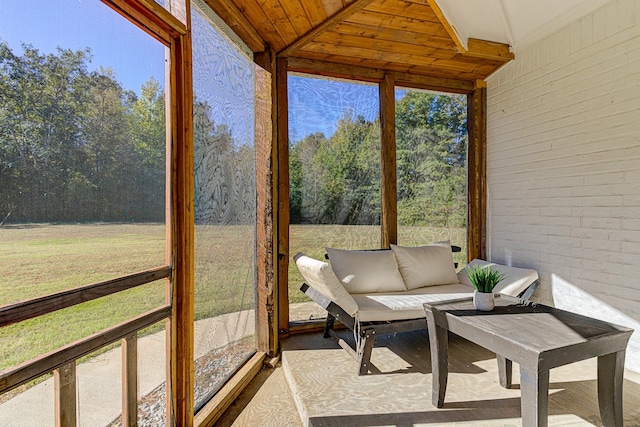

{"left": 423, "top": 295, "right": 633, "bottom": 427}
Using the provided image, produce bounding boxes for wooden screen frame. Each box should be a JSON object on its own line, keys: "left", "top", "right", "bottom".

{"left": 280, "top": 65, "right": 487, "bottom": 334}
{"left": 102, "top": 0, "right": 195, "bottom": 425}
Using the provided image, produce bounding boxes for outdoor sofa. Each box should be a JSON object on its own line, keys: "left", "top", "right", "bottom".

{"left": 294, "top": 242, "right": 539, "bottom": 375}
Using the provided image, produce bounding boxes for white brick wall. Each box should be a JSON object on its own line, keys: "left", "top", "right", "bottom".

{"left": 486, "top": 0, "right": 640, "bottom": 373}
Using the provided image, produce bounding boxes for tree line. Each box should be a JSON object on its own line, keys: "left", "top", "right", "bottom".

{"left": 290, "top": 91, "right": 468, "bottom": 228}
{"left": 0, "top": 41, "right": 165, "bottom": 223}
{"left": 1, "top": 41, "right": 466, "bottom": 228}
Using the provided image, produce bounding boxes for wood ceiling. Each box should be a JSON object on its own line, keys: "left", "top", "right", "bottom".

{"left": 206, "top": 0, "right": 514, "bottom": 83}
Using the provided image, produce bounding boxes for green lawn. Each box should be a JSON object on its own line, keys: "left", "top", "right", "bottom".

{"left": 0, "top": 223, "right": 466, "bottom": 371}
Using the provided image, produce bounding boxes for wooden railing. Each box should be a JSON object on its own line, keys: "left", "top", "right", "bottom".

{"left": 0, "top": 265, "right": 172, "bottom": 426}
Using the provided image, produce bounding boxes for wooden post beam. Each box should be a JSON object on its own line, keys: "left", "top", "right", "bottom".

{"left": 54, "top": 362, "right": 76, "bottom": 427}
{"left": 467, "top": 81, "right": 487, "bottom": 261}
{"left": 380, "top": 74, "right": 397, "bottom": 248}
{"left": 275, "top": 57, "right": 290, "bottom": 338}
{"left": 122, "top": 334, "right": 138, "bottom": 427}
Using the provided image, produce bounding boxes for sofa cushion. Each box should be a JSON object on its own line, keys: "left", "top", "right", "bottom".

{"left": 352, "top": 283, "right": 474, "bottom": 322}
{"left": 457, "top": 259, "right": 539, "bottom": 296}
{"left": 390, "top": 242, "right": 459, "bottom": 290}
{"left": 293, "top": 253, "right": 359, "bottom": 316}
{"left": 325, "top": 248, "right": 407, "bottom": 294}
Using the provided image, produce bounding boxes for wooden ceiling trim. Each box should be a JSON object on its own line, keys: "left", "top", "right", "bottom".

{"left": 233, "top": 0, "right": 287, "bottom": 50}
{"left": 465, "top": 38, "right": 514, "bottom": 61}
{"left": 425, "top": 0, "right": 465, "bottom": 53}
{"left": 278, "top": 0, "right": 378, "bottom": 56}
{"left": 286, "top": 56, "right": 475, "bottom": 93}
{"left": 392, "top": 71, "right": 473, "bottom": 94}
{"left": 333, "top": 22, "right": 456, "bottom": 50}
{"left": 203, "top": 0, "right": 265, "bottom": 52}
{"left": 287, "top": 57, "right": 385, "bottom": 82}
{"left": 347, "top": 11, "right": 449, "bottom": 37}
{"left": 424, "top": 0, "right": 513, "bottom": 63}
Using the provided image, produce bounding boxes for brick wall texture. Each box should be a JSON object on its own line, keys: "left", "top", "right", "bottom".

{"left": 486, "top": 0, "right": 640, "bottom": 372}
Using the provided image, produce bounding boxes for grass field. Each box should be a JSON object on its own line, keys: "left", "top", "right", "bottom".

{"left": 0, "top": 223, "right": 466, "bottom": 371}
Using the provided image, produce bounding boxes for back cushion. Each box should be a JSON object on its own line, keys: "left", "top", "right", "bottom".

{"left": 390, "top": 242, "right": 459, "bottom": 290}
{"left": 325, "top": 248, "right": 407, "bottom": 294}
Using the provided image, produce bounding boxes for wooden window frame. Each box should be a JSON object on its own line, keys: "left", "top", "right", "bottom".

{"left": 280, "top": 63, "right": 487, "bottom": 335}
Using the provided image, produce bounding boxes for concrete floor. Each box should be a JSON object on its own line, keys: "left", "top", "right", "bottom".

{"left": 219, "top": 329, "right": 640, "bottom": 427}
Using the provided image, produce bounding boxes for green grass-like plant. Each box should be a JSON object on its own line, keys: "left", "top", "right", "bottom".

{"left": 466, "top": 264, "right": 506, "bottom": 293}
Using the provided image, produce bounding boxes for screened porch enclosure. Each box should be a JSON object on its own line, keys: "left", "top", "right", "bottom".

{"left": 3, "top": 0, "right": 638, "bottom": 426}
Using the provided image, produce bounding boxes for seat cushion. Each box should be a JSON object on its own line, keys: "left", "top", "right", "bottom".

{"left": 390, "top": 242, "right": 459, "bottom": 290}
{"left": 352, "top": 283, "right": 474, "bottom": 322}
{"left": 325, "top": 247, "right": 406, "bottom": 294}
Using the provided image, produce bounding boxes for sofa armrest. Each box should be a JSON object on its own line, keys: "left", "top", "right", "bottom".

{"left": 457, "top": 259, "right": 539, "bottom": 297}
{"left": 293, "top": 253, "right": 359, "bottom": 316}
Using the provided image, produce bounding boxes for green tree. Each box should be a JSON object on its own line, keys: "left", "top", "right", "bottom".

{"left": 396, "top": 92, "right": 467, "bottom": 227}
{"left": 0, "top": 41, "right": 92, "bottom": 221}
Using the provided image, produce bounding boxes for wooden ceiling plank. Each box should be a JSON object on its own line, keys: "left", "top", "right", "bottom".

{"left": 334, "top": 22, "right": 455, "bottom": 49}
{"left": 278, "top": 0, "right": 314, "bottom": 36}
{"left": 302, "top": 0, "right": 331, "bottom": 26}
{"left": 321, "top": 0, "right": 345, "bottom": 16}
{"left": 301, "top": 42, "right": 440, "bottom": 68}
{"left": 255, "top": 0, "right": 301, "bottom": 44}
{"left": 314, "top": 31, "right": 440, "bottom": 57}
{"left": 203, "top": 0, "right": 265, "bottom": 52}
{"left": 234, "top": 0, "right": 287, "bottom": 50}
{"left": 278, "top": 0, "right": 378, "bottom": 56}
{"left": 465, "top": 38, "right": 514, "bottom": 62}
{"left": 425, "top": 0, "right": 466, "bottom": 53}
{"left": 365, "top": 0, "right": 441, "bottom": 23}
{"left": 347, "top": 10, "right": 450, "bottom": 37}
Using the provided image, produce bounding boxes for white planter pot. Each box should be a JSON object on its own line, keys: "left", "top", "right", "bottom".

{"left": 473, "top": 290, "right": 494, "bottom": 311}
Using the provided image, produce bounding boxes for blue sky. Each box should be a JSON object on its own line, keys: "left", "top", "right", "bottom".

{"left": 0, "top": 0, "right": 165, "bottom": 93}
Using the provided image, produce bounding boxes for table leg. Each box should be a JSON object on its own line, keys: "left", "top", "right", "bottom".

{"left": 497, "top": 355, "right": 512, "bottom": 388}
{"left": 520, "top": 367, "right": 549, "bottom": 427}
{"left": 598, "top": 350, "right": 625, "bottom": 427}
{"left": 426, "top": 312, "right": 448, "bottom": 408}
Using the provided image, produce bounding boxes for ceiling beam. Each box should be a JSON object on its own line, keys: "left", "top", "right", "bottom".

{"left": 465, "top": 38, "right": 514, "bottom": 61}
{"left": 203, "top": 0, "right": 266, "bottom": 53}
{"left": 426, "top": 0, "right": 466, "bottom": 52}
{"left": 287, "top": 57, "right": 474, "bottom": 93}
{"left": 278, "top": 0, "right": 377, "bottom": 57}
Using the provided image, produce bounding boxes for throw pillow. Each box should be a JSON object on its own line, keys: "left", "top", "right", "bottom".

{"left": 390, "top": 242, "right": 459, "bottom": 290}
{"left": 325, "top": 248, "right": 407, "bottom": 294}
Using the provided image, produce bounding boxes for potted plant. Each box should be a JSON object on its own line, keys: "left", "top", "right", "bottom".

{"left": 466, "top": 264, "right": 506, "bottom": 311}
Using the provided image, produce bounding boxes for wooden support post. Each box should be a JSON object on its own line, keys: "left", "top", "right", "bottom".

{"left": 276, "top": 57, "right": 290, "bottom": 338}
{"left": 255, "top": 48, "right": 278, "bottom": 356}
{"left": 467, "top": 81, "right": 487, "bottom": 261}
{"left": 54, "top": 362, "right": 76, "bottom": 427}
{"left": 380, "top": 73, "right": 397, "bottom": 248}
{"left": 167, "top": 7, "right": 194, "bottom": 425}
{"left": 122, "top": 334, "right": 138, "bottom": 427}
